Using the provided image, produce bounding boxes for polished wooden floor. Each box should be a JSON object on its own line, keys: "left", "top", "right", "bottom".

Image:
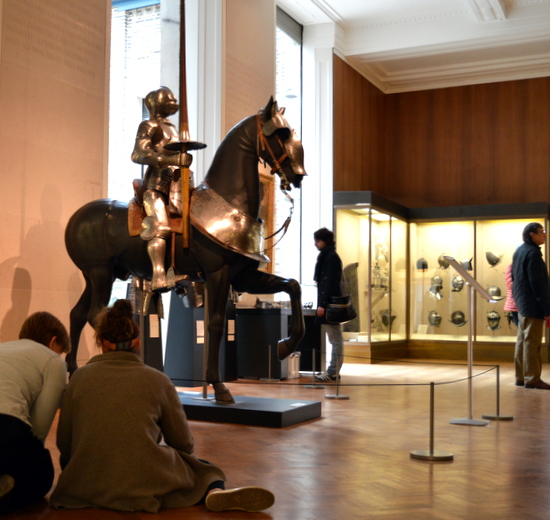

{"left": 5, "top": 357, "right": 550, "bottom": 520}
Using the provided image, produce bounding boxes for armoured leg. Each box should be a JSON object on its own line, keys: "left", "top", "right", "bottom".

{"left": 141, "top": 190, "right": 187, "bottom": 291}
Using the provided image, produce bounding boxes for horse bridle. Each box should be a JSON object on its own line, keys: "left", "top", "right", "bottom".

{"left": 256, "top": 113, "right": 293, "bottom": 190}
{"left": 256, "top": 112, "right": 295, "bottom": 249}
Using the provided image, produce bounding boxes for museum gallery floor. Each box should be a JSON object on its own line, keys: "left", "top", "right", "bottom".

{"left": 6, "top": 359, "right": 550, "bottom": 520}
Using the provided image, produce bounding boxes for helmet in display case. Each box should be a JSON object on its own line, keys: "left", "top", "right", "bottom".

{"left": 438, "top": 254, "right": 450, "bottom": 269}
{"left": 450, "top": 310, "right": 467, "bottom": 327}
{"left": 486, "top": 251, "right": 502, "bottom": 268}
{"left": 487, "top": 310, "right": 501, "bottom": 330}
{"left": 451, "top": 275, "right": 465, "bottom": 292}
{"left": 460, "top": 258, "right": 473, "bottom": 271}
{"left": 428, "top": 310, "right": 442, "bottom": 327}
{"left": 416, "top": 257, "right": 428, "bottom": 271}
{"left": 430, "top": 275, "right": 443, "bottom": 299}
{"left": 487, "top": 285, "right": 504, "bottom": 300}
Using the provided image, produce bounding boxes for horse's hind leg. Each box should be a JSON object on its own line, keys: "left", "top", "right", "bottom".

{"left": 232, "top": 270, "right": 305, "bottom": 360}
{"left": 204, "top": 267, "right": 235, "bottom": 404}
{"left": 67, "top": 267, "right": 115, "bottom": 375}
{"left": 66, "top": 274, "right": 92, "bottom": 375}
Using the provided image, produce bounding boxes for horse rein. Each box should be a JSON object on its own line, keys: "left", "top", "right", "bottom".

{"left": 256, "top": 112, "right": 295, "bottom": 252}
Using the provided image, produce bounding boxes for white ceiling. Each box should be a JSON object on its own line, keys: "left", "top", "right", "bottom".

{"left": 277, "top": 0, "right": 550, "bottom": 93}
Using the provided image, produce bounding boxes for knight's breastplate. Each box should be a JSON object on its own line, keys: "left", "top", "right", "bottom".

{"left": 153, "top": 120, "right": 179, "bottom": 155}
{"left": 190, "top": 183, "right": 270, "bottom": 263}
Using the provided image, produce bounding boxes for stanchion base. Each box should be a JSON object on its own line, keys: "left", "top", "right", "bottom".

{"left": 410, "top": 449, "right": 454, "bottom": 462}
{"left": 303, "top": 384, "right": 325, "bottom": 389}
{"left": 192, "top": 396, "right": 215, "bottom": 401}
{"left": 482, "top": 414, "right": 514, "bottom": 421}
{"left": 325, "top": 394, "right": 350, "bottom": 400}
{"left": 450, "top": 417, "right": 490, "bottom": 426}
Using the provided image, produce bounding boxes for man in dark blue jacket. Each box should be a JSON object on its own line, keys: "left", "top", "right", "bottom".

{"left": 512, "top": 222, "right": 550, "bottom": 389}
{"left": 313, "top": 228, "right": 344, "bottom": 382}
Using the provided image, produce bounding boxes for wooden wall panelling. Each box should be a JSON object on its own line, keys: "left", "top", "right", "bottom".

{"left": 462, "top": 83, "right": 496, "bottom": 205}
{"left": 384, "top": 91, "right": 435, "bottom": 207}
{"left": 333, "top": 55, "right": 385, "bottom": 193}
{"left": 524, "top": 79, "right": 550, "bottom": 203}
{"left": 492, "top": 81, "right": 527, "bottom": 204}
{"left": 334, "top": 55, "right": 550, "bottom": 208}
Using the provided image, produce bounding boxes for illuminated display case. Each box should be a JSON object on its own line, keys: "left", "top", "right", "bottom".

{"left": 334, "top": 194, "right": 550, "bottom": 360}
{"left": 409, "top": 203, "right": 550, "bottom": 355}
{"left": 333, "top": 192, "right": 408, "bottom": 348}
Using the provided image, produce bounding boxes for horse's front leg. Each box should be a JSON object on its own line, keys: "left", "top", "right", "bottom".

{"left": 204, "top": 268, "right": 235, "bottom": 404}
{"left": 232, "top": 270, "right": 305, "bottom": 360}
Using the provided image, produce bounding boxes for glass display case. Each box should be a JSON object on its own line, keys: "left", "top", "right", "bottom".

{"left": 409, "top": 204, "right": 549, "bottom": 348}
{"left": 333, "top": 192, "right": 408, "bottom": 346}
{"left": 334, "top": 194, "right": 550, "bottom": 360}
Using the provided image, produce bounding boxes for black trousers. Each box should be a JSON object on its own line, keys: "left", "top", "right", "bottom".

{"left": 0, "top": 414, "right": 54, "bottom": 513}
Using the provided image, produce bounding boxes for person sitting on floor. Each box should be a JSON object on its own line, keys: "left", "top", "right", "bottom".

{"left": 50, "top": 299, "right": 274, "bottom": 513}
{"left": 0, "top": 312, "right": 70, "bottom": 514}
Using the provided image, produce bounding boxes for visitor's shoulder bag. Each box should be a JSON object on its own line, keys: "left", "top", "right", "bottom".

{"left": 325, "top": 271, "right": 357, "bottom": 324}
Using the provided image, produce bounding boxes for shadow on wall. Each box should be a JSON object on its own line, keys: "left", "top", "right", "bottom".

{"left": 0, "top": 263, "right": 32, "bottom": 342}
{"left": 0, "top": 184, "right": 67, "bottom": 341}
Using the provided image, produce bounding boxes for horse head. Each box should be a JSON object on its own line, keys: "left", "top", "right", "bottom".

{"left": 257, "top": 96, "right": 306, "bottom": 191}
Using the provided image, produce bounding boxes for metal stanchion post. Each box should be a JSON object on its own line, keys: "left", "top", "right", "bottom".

{"left": 325, "top": 355, "right": 349, "bottom": 400}
{"left": 304, "top": 348, "right": 324, "bottom": 389}
{"left": 411, "top": 382, "right": 454, "bottom": 461}
{"left": 450, "top": 284, "right": 489, "bottom": 426}
{"left": 261, "top": 345, "right": 279, "bottom": 382}
{"left": 482, "top": 365, "right": 514, "bottom": 421}
{"left": 193, "top": 286, "right": 214, "bottom": 401}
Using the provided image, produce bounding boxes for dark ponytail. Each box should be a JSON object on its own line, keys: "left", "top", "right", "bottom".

{"left": 94, "top": 299, "right": 139, "bottom": 351}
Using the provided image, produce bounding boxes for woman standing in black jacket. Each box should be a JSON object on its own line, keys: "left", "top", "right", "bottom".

{"left": 313, "top": 228, "right": 344, "bottom": 382}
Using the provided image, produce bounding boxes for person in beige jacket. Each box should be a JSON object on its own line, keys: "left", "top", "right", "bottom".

{"left": 50, "top": 299, "right": 273, "bottom": 513}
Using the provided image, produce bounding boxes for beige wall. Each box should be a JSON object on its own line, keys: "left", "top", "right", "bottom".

{"left": 223, "top": 0, "right": 275, "bottom": 134}
{"left": 0, "top": 0, "right": 277, "bottom": 363}
{"left": 0, "top": 0, "right": 109, "bottom": 363}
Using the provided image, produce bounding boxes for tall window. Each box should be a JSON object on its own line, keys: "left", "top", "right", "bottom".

{"left": 109, "top": 1, "right": 161, "bottom": 201}
{"left": 274, "top": 8, "right": 303, "bottom": 283}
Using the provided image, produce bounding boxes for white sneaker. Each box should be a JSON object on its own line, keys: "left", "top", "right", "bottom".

{"left": 205, "top": 487, "right": 275, "bottom": 512}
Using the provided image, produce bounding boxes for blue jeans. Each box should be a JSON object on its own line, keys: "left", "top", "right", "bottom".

{"left": 322, "top": 323, "right": 344, "bottom": 376}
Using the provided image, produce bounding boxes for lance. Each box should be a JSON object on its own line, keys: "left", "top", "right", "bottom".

{"left": 165, "top": 0, "right": 206, "bottom": 248}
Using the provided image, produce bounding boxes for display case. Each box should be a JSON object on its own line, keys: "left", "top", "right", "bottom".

{"left": 334, "top": 194, "right": 550, "bottom": 361}
{"left": 409, "top": 202, "right": 550, "bottom": 355}
{"left": 333, "top": 192, "right": 408, "bottom": 349}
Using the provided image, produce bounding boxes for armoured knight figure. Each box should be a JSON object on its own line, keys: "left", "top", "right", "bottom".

{"left": 131, "top": 86, "right": 192, "bottom": 291}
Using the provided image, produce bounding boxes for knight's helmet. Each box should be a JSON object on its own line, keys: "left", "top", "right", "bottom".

{"left": 438, "top": 254, "right": 450, "bottom": 270}
{"left": 451, "top": 275, "right": 465, "bottom": 292}
{"left": 460, "top": 258, "right": 473, "bottom": 271}
{"left": 487, "top": 285, "right": 502, "bottom": 299}
{"left": 450, "top": 310, "right": 467, "bottom": 327}
{"left": 487, "top": 310, "right": 501, "bottom": 331}
{"left": 486, "top": 251, "right": 502, "bottom": 268}
{"left": 428, "top": 310, "right": 442, "bottom": 327}
{"left": 429, "top": 275, "right": 443, "bottom": 299}
{"left": 416, "top": 257, "right": 428, "bottom": 271}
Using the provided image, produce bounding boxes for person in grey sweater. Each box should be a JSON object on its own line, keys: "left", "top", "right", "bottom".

{"left": 0, "top": 312, "right": 70, "bottom": 514}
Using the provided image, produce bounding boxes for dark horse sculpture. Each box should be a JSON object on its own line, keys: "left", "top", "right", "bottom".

{"left": 65, "top": 97, "right": 306, "bottom": 403}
